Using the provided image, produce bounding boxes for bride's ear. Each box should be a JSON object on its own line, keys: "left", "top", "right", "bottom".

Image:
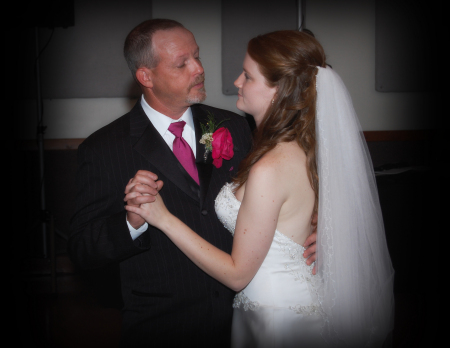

{"left": 273, "top": 84, "right": 279, "bottom": 99}
{"left": 271, "top": 90, "right": 278, "bottom": 104}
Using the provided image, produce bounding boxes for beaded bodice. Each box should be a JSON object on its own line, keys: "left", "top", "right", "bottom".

{"left": 214, "top": 183, "right": 322, "bottom": 315}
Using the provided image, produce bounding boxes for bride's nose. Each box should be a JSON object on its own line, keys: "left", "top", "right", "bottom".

{"left": 234, "top": 72, "right": 244, "bottom": 89}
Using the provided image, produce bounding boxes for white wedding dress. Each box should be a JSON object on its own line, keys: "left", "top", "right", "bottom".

{"left": 215, "top": 183, "right": 326, "bottom": 348}
{"left": 212, "top": 67, "right": 394, "bottom": 347}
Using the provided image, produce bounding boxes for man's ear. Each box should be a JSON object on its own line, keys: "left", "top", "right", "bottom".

{"left": 136, "top": 67, "right": 153, "bottom": 88}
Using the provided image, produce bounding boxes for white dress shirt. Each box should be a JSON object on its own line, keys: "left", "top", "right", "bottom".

{"left": 127, "top": 96, "right": 197, "bottom": 240}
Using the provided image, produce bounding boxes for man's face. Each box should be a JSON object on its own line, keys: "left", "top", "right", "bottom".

{"left": 149, "top": 28, "right": 206, "bottom": 114}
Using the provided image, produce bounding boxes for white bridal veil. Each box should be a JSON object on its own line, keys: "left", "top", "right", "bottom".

{"left": 315, "top": 66, "right": 395, "bottom": 347}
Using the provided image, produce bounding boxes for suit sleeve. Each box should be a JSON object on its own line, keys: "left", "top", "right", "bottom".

{"left": 68, "top": 141, "right": 150, "bottom": 270}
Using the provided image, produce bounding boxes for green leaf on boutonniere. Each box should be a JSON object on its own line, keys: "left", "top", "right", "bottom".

{"left": 199, "top": 111, "right": 229, "bottom": 161}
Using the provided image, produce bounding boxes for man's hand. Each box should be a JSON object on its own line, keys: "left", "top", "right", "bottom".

{"left": 303, "top": 213, "right": 318, "bottom": 274}
{"left": 124, "top": 170, "right": 164, "bottom": 229}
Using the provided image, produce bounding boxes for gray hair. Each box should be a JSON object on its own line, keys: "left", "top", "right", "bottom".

{"left": 124, "top": 19, "right": 185, "bottom": 80}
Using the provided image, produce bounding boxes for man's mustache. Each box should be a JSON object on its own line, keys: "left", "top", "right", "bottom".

{"left": 189, "top": 75, "right": 205, "bottom": 89}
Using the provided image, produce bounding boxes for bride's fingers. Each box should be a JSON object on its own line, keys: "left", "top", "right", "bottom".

{"left": 126, "top": 182, "right": 159, "bottom": 196}
{"left": 125, "top": 192, "right": 157, "bottom": 205}
{"left": 124, "top": 191, "right": 141, "bottom": 202}
{"left": 137, "top": 195, "right": 157, "bottom": 205}
{"left": 125, "top": 205, "right": 142, "bottom": 214}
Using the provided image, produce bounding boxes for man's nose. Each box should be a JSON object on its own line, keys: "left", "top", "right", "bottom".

{"left": 193, "top": 58, "right": 204, "bottom": 75}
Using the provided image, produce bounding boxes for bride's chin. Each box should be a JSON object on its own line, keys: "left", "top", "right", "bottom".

{"left": 236, "top": 101, "right": 245, "bottom": 113}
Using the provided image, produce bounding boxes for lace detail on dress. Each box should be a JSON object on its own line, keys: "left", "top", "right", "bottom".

{"left": 276, "top": 232, "right": 324, "bottom": 318}
{"left": 289, "top": 304, "right": 322, "bottom": 315}
{"left": 275, "top": 232, "right": 314, "bottom": 279}
{"left": 233, "top": 290, "right": 322, "bottom": 316}
{"left": 215, "top": 183, "right": 240, "bottom": 235}
{"left": 233, "top": 291, "right": 260, "bottom": 311}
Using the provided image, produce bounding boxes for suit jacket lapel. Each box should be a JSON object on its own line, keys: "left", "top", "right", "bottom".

{"left": 192, "top": 105, "right": 214, "bottom": 209}
{"left": 130, "top": 102, "right": 200, "bottom": 204}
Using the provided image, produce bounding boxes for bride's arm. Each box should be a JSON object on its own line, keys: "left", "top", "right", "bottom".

{"left": 125, "top": 162, "right": 286, "bottom": 291}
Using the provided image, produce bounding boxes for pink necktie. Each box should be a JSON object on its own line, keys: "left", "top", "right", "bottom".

{"left": 168, "top": 121, "right": 199, "bottom": 185}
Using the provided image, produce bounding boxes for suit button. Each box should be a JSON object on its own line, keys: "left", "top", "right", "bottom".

{"left": 201, "top": 210, "right": 208, "bottom": 215}
{"left": 214, "top": 291, "right": 220, "bottom": 298}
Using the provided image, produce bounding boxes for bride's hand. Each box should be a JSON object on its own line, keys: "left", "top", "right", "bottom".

{"left": 125, "top": 193, "right": 170, "bottom": 230}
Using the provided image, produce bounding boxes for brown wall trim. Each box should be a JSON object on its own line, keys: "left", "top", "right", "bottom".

{"left": 363, "top": 130, "right": 434, "bottom": 142}
{"left": 20, "top": 130, "right": 434, "bottom": 150}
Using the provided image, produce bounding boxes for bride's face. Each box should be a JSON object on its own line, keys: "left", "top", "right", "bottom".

{"left": 234, "top": 53, "right": 277, "bottom": 126}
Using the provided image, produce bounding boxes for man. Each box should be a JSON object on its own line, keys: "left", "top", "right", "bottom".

{"left": 68, "top": 19, "right": 316, "bottom": 347}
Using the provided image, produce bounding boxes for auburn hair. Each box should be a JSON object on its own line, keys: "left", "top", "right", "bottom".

{"left": 232, "top": 30, "right": 326, "bottom": 213}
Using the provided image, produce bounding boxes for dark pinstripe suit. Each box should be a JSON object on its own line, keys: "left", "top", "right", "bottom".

{"left": 68, "top": 101, "right": 252, "bottom": 347}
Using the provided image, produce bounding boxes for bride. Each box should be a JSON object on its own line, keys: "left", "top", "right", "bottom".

{"left": 126, "top": 30, "right": 395, "bottom": 347}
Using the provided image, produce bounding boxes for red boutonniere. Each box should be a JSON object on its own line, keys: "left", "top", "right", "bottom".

{"left": 211, "top": 127, "right": 234, "bottom": 168}
{"left": 199, "top": 112, "right": 234, "bottom": 168}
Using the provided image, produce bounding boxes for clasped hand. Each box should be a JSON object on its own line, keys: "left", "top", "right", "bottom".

{"left": 124, "top": 170, "right": 166, "bottom": 229}
{"left": 124, "top": 169, "right": 318, "bottom": 274}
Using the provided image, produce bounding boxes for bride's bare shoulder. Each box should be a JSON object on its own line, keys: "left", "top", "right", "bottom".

{"left": 249, "top": 142, "right": 307, "bottom": 181}
{"left": 254, "top": 142, "right": 305, "bottom": 167}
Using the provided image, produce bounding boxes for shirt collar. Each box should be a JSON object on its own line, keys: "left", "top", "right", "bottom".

{"left": 140, "top": 95, "right": 194, "bottom": 136}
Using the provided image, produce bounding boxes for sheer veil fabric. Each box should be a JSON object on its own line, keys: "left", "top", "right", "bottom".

{"left": 315, "top": 67, "right": 395, "bottom": 347}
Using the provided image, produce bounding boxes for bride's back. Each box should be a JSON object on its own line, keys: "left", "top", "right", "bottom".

{"left": 235, "top": 141, "right": 315, "bottom": 245}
